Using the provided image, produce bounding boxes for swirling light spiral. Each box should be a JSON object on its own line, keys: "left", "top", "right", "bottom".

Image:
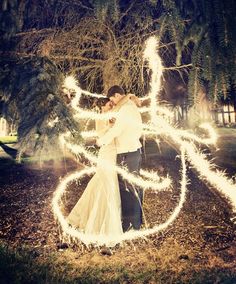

{"left": 52, "top": 36, "right": 236, "bottom": 247}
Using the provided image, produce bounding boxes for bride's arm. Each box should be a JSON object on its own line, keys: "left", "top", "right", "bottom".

{"left": 111, "top": 94, "right": 142, "bottom": 111}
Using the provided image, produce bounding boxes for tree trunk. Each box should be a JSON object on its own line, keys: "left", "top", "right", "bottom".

{"left": 102, "top": 60, "right": 121, "bottom": 93}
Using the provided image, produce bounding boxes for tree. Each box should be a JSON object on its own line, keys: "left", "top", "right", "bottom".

{"left": 14, "top": 0, "right": 168, "bottom": 94}
{"left": 0, "top": 0, "right": 81, "bottom": 161}
{"left": 1, "top": 0, "right": 235, "bottom": 158}
{"left": 162, "top": 0, "right": 236, "bottom": 105}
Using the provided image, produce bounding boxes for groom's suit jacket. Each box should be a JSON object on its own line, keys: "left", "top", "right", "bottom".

{"left": 97, "top": 98, "right": 142, "bottom": 154}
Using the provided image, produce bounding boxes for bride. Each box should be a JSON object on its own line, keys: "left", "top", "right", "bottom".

{"left": 67, "top": 97, "right": 123, "bottom": 238}
{"left": 67, "top": 94, "right": 141, "bottom": 241}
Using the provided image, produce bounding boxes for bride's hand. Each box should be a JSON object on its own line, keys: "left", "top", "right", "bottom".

{"left": 96, "top": 138, "right": 102, "bottom": 147}
{"left": 128, "top": 93, "right": 142, "bottom": 107}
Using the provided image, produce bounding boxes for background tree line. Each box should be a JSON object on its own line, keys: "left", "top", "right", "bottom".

{"left": 0, "top": 0, "right": 235, "bottom": 157}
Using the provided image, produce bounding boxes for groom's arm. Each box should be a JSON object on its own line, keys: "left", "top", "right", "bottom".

{"left": 97, "top": 108, "right": 125, "bottom": 146}
{"left": 95, "top": 120, "right": 110, "bottom": 138}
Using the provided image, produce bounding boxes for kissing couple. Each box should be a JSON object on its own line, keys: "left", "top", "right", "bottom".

{"left": 67, "top": 85, "right": 143, "bottom": 243}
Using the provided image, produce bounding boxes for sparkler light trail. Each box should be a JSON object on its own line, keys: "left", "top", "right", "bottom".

{"left": 52, "top": 36, "right": 236, "bottom": 247}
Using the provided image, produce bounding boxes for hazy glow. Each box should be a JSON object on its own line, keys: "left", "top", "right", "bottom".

{"left": 48, "top": 116, "right": 59, "bottom": 128}
{"left": 64, "top": 76, "right": 78, "bottom": 90}
{"left": 60, "top": 133, "right": 171, "bottom": 192}
{"left": 52, "top": 36, "right": 236, "bottom": 247}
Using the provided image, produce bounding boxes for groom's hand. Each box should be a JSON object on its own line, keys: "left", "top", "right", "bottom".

{"left": 109, "top": 118, "right": 116, "bottom": 124}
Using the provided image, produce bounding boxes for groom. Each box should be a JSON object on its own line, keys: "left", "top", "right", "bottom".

{"left": 97, "top": 85, "right": 143, "bottom": 232}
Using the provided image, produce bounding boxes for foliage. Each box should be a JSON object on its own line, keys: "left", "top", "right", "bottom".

{"left": 2, "top": 1, "right": 236, "bottom": 98}
{"left": 0, "top": 56, "right": 81, "bottom": 161}
{"left": 14, "top": 0, "right": 167, "bottom": 95}
{"left": 0, "top": 0, "right": 236, "bottom": 155}
{"left": 0, "top": 0, "right": 24, "bottom": 50}
{"left": 165, "top": 0, "right": 236, "bottom": 105}
{"left": 0, "top": 241, "right": 235, "bottom": 284}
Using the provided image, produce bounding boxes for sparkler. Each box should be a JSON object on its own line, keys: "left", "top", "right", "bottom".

{"left": 52, "top": 36, "right": 236, "bottom": 247}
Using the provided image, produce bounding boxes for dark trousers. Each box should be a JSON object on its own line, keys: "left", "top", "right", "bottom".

{"left": 117, "top": 149, "right": 143, "bottom": 232}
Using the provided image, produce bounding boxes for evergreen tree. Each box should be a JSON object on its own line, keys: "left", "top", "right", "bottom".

{"left": 0, "top": 1, "right": 81, "bottom": 160}
{"left": 162, "top": 0, "right": 236, "bottom": 105}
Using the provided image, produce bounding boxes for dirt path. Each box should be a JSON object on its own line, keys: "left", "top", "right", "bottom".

{"left": 0, "top": 134, "right": 235, "bottom": 283}
{"left": 0, "top": 153, "right": 235, "bottom": 249}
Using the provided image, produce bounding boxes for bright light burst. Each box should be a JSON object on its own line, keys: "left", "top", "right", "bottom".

{"left": 52, "top": 36, "right": 236, "bottom": 247}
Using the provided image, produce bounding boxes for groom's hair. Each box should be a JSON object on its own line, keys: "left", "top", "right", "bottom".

{"left": 107, "top": 85, "right": 125, "bottom": 98}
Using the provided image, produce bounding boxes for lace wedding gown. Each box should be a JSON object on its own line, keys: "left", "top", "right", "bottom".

{"left": 67, "top": 119, "right": 123, "bottom": 239}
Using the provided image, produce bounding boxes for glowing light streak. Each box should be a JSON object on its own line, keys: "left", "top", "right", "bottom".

{"left": 60, "top": 134, "right": 171, "bottom": 192}
{"left": 73, "top": 105, "right": 173, "bottom": 121}
{"left": 74, "top": 109, "right": 114, "bottom": 120}
{"left": 143, "top": 123, "right": 217, "bottom": 145}
{"left": 183, "top": 141, "right": 236, "bottom": 211}
{"left": 52, "top": 35, "right": 236, "bottom": 248}
{"left": 81, "top": 89, "right": 106, "bottom": 98}
{"left": 48, "top": 116, "right": 59, "bottom": 128}
{"left": 149, "top": 115, "right": 236, "bottom": 211}
{"left": 64, "top": 76, "right": 78, "bottom": 90}
{"left": 176, "top": 123, "right": 218, "bottom": 145}
{"left": 143, "top": 36, "right": 163, "bottom": 120}
{"left": 80, "top": 130, "right": 97, "bottom": 139}
{"left": 52, "top": 147, "right": 187, "bottom": 245}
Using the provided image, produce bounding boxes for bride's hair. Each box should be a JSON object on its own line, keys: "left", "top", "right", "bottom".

{"left": 95, "top": 97, "right": 110, "bottom": 111}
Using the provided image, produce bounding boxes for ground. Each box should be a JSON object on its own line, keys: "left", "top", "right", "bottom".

{"left": 0, "top": 128, "right": 235, "bottom": 283}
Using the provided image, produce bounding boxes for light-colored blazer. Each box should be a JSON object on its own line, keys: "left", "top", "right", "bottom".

{"left": 97, "top": 96, "right": 142, "bottom": 154}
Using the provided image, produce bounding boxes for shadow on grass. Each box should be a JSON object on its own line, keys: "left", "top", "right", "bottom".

{"left": 0, "top": 156, "right": 17, "bottom": 165}
{"left": 0, "top": 243, "right": 235, "bottom": 284}
{"left": 0, "top": 142, "right": 18, "bottom": 159}
{"left": 0, "top": 244, "right": 102, "bottom": 284}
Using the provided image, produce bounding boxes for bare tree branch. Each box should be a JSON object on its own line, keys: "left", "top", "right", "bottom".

{"left": 164, "top": 64, "right": 192, "bottom": 70}
{"left": 117, "top": 0, "right": 137, "bottom": 24}
{"left": 57, "top": 0, "right": 93, "bottom": 11}
{"left": 15, "top": 28, "right": 56, "bottom": 37}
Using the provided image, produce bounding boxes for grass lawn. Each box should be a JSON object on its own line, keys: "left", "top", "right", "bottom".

{"left": 0, "top": 135, "right": 17, "bottom": 144}
{"left": 0, "top": 127, "right": 236, "bottom": 283}
{"left": 0, "top": 242, "right": 235, "bottom": 284}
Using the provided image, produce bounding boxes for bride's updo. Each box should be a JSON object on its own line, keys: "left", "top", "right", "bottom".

{"left": 95, "top": 97, "right": 110, "bottom": 112}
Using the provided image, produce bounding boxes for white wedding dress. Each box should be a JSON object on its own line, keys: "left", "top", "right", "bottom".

{"left": 67, "top": 119, "right": 123, "bottom": 239}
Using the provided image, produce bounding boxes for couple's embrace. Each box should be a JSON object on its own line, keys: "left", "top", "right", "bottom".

{"left": 67, "top": 85, "right": 143, "bottom": 241}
